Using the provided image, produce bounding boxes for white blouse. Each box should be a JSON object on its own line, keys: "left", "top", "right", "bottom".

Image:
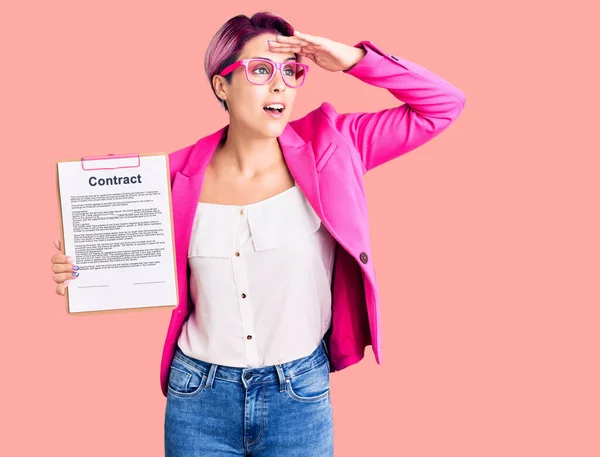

{"left": 177, "top": 182, "right": 337, "bottom": 368}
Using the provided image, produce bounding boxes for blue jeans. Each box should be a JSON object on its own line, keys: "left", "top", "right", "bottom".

{"left": 164, "top": 339, "right": 334, "bottom": 456}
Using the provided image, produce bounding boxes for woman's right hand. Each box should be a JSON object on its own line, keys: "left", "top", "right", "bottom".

{"left": 51, "top": 237, "right": 79, "bottom": 296}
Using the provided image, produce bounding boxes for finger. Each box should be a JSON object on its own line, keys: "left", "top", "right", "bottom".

{"left": 298, "top": 53, "right": 315, "bottom": 63}
{"left": 268, "top": 44, "right": 306, "bottom": 53}
{"left": 274, "top": 35, "right": 310, "bottom": 46}
{"left": 56, "top": 280, "right": 71, "bottom": 296}
{"left": 268, "top": 41, "right": 318, "bottom": 54}
{"left": 53, "top": 271, "right": 79, "bottom": 284}
{"left": 52, "top": 262, "right": 79, "bottom": 274}
{"left": 293, "top": 30, "right": 324, "bottom": 46}
{"left": 268, "top": 41, "right": 302, "bottom": 48}
{"left": 268, "top": 39, "right": 309, "bottom": 48}
{"left": 54, "top": 237, "right": 61, "bottom": 250}
{"left": 51, "top": 253, "right": 75, "bottom": 264}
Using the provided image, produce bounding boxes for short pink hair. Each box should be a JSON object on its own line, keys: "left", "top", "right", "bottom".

{"left": 205, "top": 12, "right": 299, "bottom": 111}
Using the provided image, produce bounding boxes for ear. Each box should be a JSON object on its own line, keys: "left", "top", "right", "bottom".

{"left": 212, "top": 74, "right": 228, "bottom": 101}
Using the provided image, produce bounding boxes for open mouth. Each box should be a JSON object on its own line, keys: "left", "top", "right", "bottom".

{"left": 263, "top": 104, "right": 285, "bottom": 118}
{"left": 263, "top": 102, "right": 286, "bottom": 115}
{"left": 263, "top": 107, "right": 285, "bottom": 114}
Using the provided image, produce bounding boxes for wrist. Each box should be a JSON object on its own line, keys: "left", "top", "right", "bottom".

{"left": 344, "top": 47, "right": 367, "bottom": 71}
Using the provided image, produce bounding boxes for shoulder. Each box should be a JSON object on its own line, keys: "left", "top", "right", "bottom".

{"left": 290, "top": 103, "right": 367, "bottom": 175}
{"left": 289, "top": 102, "right": 347, "bottom": 139}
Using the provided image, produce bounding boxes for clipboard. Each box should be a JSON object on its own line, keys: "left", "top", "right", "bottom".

{"left": 55, "top": 152, "right": 179, "bottom": 315}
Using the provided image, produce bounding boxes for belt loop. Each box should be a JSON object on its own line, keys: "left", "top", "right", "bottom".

{"left": 205, "top": 364, "right": 218, "bottom": 389}
{"left": 275, "top": 364, "right": 286, "bottom": 392}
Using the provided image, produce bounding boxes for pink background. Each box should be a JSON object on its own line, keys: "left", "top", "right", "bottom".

{"left": 2, "top": 0, "right": 599, "bottom": 455}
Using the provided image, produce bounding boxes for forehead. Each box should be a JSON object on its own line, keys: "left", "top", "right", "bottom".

{"left": 239, "top": 32, "right": 296, "bottom": 62}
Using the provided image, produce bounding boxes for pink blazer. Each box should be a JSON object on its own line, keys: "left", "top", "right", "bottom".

{"left": 159, "top": 39, "right": 465, "bottom": 396}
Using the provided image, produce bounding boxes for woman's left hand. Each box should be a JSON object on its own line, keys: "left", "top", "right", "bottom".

{"left": 268, "top": 30, "right": 366, "bottom": 72}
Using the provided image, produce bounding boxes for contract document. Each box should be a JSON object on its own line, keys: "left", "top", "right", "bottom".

{"left": 56, "top": 153, "right": 178, "bottom": 314}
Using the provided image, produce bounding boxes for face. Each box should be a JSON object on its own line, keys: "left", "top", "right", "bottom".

{"left": 213, "top": 32, "right": 299, "bottom": 139}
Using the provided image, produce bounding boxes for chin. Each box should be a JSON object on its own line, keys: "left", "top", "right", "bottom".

{"left": 261, "top": 123, "right": 286, "bottom": 138}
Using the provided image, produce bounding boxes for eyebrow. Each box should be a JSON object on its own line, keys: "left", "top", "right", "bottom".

{"left": 251, "top": 56, "right": 297, "bottom": 62}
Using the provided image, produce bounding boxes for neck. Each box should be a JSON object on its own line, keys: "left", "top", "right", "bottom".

{"left": 215, "top": 119, "right": 283, "bottom": 178}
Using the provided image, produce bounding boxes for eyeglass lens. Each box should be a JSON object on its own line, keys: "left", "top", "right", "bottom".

{"left": 247, "top": 60, "right": 306, "bottom": 87}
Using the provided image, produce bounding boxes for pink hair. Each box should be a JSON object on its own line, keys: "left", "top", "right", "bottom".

{"left": 204, "top": 12, "right": 299, "bottom": 111}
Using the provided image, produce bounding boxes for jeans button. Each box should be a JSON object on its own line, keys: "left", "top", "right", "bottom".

{"left": 244, "top": 371, "right": 253, "bottom": 380}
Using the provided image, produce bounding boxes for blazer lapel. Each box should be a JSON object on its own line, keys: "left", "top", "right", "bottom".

{"left": 278, "top": 123, "right": 325, "bottom": 224}
{"left": 170, "top": 126, "right": 226, "bottom": 310}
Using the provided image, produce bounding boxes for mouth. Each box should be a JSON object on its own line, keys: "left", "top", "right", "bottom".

{"left": 263, "top": 103, "right": 286, "bottom": 119}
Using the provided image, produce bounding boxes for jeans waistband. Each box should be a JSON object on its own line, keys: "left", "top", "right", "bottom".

{"left": 173, "top": 339, "right": 330, "bottom": 387}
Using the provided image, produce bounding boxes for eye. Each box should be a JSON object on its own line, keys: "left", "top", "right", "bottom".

{"left": 252, "top": 64, "right": 271, "bottom": 75}
{"left": 283, "top": 63, "right": 301, "bottom": 77}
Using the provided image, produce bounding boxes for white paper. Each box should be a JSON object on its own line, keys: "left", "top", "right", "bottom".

{"left": 57, "top": 154, "right": 177, "bottom": 313}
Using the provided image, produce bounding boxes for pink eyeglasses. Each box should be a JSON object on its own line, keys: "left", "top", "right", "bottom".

{"left": 219, "top": 58, "right": 309, "bottom": 88}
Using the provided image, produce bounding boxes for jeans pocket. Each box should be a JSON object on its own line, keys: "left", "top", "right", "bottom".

{"left": 285, "top": 359, "right": 330, "bottom": 403}
{"left": 167, "top": 356, "right": 207, "bottom": 398}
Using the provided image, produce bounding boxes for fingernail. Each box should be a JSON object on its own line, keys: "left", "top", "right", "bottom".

{"left": 72, "top": 265, "right": 79, "bottom": 270}
{"left": 64, "top": 280, "right": 71, "bottom": 287}
{"left": 72, "top": 271, "right": 79, "bottom": 277}
{"left": 67, "top": 256, "right": 75, "bottom": 263}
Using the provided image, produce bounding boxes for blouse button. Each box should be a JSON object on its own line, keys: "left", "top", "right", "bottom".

{"left": 241, "top": 293, "right": 246, "bottom": 298}
{"left": 360, "top": 252, "right": 369, "bottom": 264}
{"left": 247, "top": 335, "right": 252, "bottom": 340}
{"left": 239, "top": 209, "right": 244, "bottom": 215}
{"left": 235, "top": 251, "right": 240, "bottom": 257}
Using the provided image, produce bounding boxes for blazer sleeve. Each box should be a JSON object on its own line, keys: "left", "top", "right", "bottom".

{"left": 319, "top": 40, "right": 466, "bottom": 173}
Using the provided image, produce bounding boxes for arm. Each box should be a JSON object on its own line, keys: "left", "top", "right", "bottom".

{"left": 320, "top": 40, "right": 466, "bottom": 173}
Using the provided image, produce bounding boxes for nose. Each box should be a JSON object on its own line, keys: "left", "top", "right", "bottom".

{"left": 270, "top": 67, "right": 286, "bottom": 92}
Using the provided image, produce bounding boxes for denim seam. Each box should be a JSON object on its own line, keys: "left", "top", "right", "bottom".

{"left": 169, "top": 366, "right": 192, "bottom": 392}
{"left": 173, "top": 354, "right": 206, "bottom": 375}
{"left": 247, "top": 383, "right": 267, "bottom": 447}
{"left": 285, "top": 357, "right": 329, "bottom": 379}
{"left": 285, "top": 379, "right": 330, "bottom": 403}
{"left": 167, "top": 374, "right": 206, "bottom": 398}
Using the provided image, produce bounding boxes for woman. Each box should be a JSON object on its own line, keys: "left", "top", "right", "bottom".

{"left": 50, "top": 11, "right": 465, "bottom": 456}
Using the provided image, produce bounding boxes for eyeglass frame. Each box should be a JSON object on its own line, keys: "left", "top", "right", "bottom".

{"left": 218, "top": 58, "right": 310, "bottom": 88}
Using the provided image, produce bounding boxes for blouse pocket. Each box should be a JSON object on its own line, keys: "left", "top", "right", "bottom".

{"left": 188, "top": 205, "right": 237, "bottom": 259}
{"left": 248, "top": 188, "right": 322, "bottom": 251}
